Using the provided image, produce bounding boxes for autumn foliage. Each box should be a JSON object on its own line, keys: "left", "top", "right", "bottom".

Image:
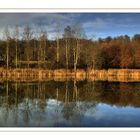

{"left": 0, "top": 26, "right": 140, "bottom": 70}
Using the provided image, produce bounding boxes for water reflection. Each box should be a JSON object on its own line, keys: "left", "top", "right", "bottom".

{"left": 0, "top": 80, "right": 140, "bottom": 126}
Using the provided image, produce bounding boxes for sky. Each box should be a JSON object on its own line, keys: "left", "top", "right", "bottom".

{"left": 0, "top": 13, "right": 140, "bottom": 40}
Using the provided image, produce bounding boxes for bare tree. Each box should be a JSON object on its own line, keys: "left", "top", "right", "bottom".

{"left": 38, "top": 29, "right": 47, "bottom": 68}
{"left": 55, "top": 23, "right": 61, "bottom": 68}
{"left": 23, "top": 25, "right": 33, "bottom": 68}
{"left": 34, "top": 26, "right": 41, "bottom": 68}
{"left": 73, "top": 25, "right": 84, "bottom": 74}
{"left": 74, "top": 36, "right": 80, "bottom": 73}
{"left": 63, "top": 34, "right": 68, "bottom": 72}
{"left": 63, "top": 26, "right": 72, "bottom": 73}
{"left": 14, "top": 25, "right": 19, "bottom": 68}
{"left": 4, "top": 26, "right": 11, "bottom": 69}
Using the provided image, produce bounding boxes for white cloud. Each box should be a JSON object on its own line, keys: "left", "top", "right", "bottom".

{"left": 83, "top": 18, "right": 109, "bottom": 29}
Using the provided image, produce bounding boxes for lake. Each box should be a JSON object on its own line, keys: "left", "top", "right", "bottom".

{"left": 0, "top": 80, "right": 140, "bottom": 127}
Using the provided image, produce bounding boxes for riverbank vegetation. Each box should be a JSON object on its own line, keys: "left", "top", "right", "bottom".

{"left": 1, "top": 25, "right": 140, "bottom": 70}
{"left": 0, "top": 68, "right": 140, "bottom": 82}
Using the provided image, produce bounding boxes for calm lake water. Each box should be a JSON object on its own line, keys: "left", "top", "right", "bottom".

{"left": 0, "top": 80, "right": 140, "bottom": 127}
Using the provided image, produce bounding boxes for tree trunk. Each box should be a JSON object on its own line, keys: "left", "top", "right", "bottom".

{"left": 65, "top": 39, "right": 69, "bottom": 73}
{"left": 15, "top": 40, "right": 18, "bottom": 68}
{"left": 74, "top": 38, "right": 80, "bottom": 75}
{"left": 56, "top": 38, "right": 59, "bottom": 68}
{"left": 6, "top": 40, "right": 9, "bottom": 69}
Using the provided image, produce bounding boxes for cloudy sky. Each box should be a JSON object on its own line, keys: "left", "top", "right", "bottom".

{"left": 0, "top": 13, "right": 140, "bottom": 39}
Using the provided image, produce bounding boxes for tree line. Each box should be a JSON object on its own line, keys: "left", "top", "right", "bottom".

{"left": 1, "top": 25, "right": 140, "bottom": 70}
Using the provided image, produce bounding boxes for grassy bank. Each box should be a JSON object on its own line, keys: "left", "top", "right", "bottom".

{"left": 0, "top": 68, "right": 140, "bottom": 82}
{"left": 87, "top": 69, "right": 140, "bottom": 82}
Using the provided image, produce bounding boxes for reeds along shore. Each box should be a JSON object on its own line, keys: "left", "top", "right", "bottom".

{"left": 0, "top": 68, "right": 140, "bottom": 82}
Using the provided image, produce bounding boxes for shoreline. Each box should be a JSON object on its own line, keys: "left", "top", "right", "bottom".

{"left": 0, "top": 68, "right": 140, "bottom": 82}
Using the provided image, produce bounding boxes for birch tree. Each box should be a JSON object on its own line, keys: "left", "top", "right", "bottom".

{"left": 55, "top": 23, "right": 61, "bottom": 68}
{"left": 23, "top": 25, "right": 33, "bottom": 68}
{"left": 4, "top": 26, "right": 10, "bottom": 69}
{"left": 14, "top": 25, "right": 19, "bottom": 68}
{"left": 63, "top": 26, "right": 77, "bottom": 71}
{"left": 74, "top": 36, "right": 80, "bottom": 73}
{"left": 63, "top": 26, "right": 71, "bottom": 72}
{"left": 38, "top": 29, "right": 47, "bottom": 68}
{"left": 73, "top": 25, "right": 84, "bottom": 73}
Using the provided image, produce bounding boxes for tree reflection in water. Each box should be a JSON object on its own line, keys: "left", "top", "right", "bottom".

{"left": 0, "top": 80, "right": 139, "bottom": 126}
